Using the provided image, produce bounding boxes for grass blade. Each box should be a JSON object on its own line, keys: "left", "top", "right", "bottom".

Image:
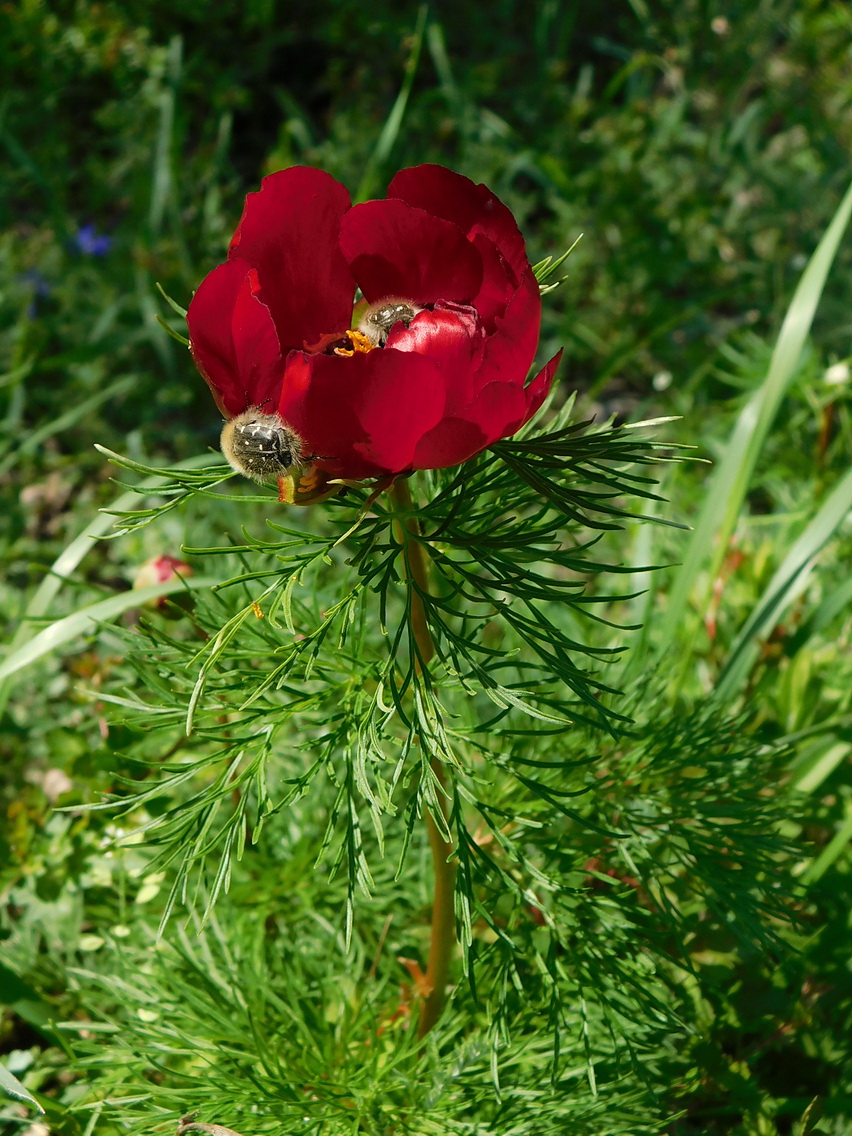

{"left": 0, "top": 1060, "right": 43, "bottom": 1114}
{"left": 0, "top": 376, "right": 135, "bottom": 478}
{"left": 0, "top": 454, "right": 216, "bottom": 716}
{"left": 0, "top": 577, "right": 218, "bottom": 684}
{"left": 713, "top": 463, "right": 852, "bottom": 701}
{"left": 800, "top": 799, "right": 852, "bottom": 886}
{"left": 354, "top": 6, "right": 427, "bottom": 202}
{"left": 657, "top": 176, "right": 852, "bottom": 661}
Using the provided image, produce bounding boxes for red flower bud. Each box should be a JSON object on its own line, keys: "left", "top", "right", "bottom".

{"left": 188, "top": 165, "right": 561, "bottom": 481}
{"left": 133, "top": 555, "right": 193, "bottom": 609}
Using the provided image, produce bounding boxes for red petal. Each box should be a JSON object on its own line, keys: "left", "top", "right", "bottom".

{"left": 474, "top": 377, "right": 533, "bottom": 438}
{"left": 340, "top": 199, "right": 482, "bottom": 307}
{"left": 465, "top": 381, "right": 529, "bottom": 445}
{"left": 228, "top": 167, "right": 356, "bottom": 352}
{"left": 388, "top": 165, "right": 530, "bottom": 281}
{"left": 387, "top": 302, "right": 484, "bottom": 414}
{"left": 187, "top": 259, "right": 282, "bottom": 418}
{"left": 411, "top": 417, "right": 489, "bottom": 469}
{"left": 470, "top": 232, "right": 518, "bottom": 331}
{"left": 411, "top": 381, "right": 527, "bottom": 469}
{"left": 278, "top": 349, "right": 447, "bottom": 479}
{"left": 475, "top": 268, "right": 541, "bottom": 390}
{"left": 411, "top": 379, "right": 528, "bottom": 470}
{"left": 522, "top": 349, "right": 562, "bottom": 424}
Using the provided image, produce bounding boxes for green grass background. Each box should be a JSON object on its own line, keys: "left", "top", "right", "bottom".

{"left": 1, "top": 2, "right": 851, "bottom": 1134}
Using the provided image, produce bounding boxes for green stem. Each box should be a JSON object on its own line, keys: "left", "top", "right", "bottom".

{"left": 389, "top": 478, "right": 456, "bottom": 1039}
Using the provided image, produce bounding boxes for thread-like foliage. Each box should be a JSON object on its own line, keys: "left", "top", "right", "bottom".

{"left": 15, "top": 408, "right": 800, "bottom": 1136}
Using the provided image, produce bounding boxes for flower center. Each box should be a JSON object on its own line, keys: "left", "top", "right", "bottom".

{"left": 303, "top": 297, "right": 423, "bottom": 357}
{"left": 302, "top": 329, "right": 377, "bottom": 356}
{"left": 333, "top": 330, "right": 376, "bottom": 357}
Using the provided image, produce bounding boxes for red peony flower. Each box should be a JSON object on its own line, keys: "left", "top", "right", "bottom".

{"left": 188, "top": 164, "right": 560, "bottom": 482}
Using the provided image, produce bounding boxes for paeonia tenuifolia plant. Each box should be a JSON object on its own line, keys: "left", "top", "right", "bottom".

{"left": 89, "top": 163, "right": 684, "bottom": 1132}
{"left": 186, "top": 164, "right": 570, "bottom": 1036}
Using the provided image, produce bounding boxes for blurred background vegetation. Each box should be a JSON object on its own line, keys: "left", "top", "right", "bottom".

{"left": 1, "top": 1, "right": 851, "bottom": 1133}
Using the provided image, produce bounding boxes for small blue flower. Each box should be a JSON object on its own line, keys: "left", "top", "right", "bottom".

{"left": 73, "top": 224, "right": 113, "bottom": 256}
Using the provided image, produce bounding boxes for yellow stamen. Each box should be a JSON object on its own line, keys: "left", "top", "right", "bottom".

{"left": 299, "top": 466, "right": 321, "bottom": 492}
{"left": 333, "top": 330, "right": 376, "bottom": 357}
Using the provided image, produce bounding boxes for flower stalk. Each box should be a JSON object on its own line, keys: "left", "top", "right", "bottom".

{"left": 390, "top": 478, "right": 456, "bottom": 1038}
